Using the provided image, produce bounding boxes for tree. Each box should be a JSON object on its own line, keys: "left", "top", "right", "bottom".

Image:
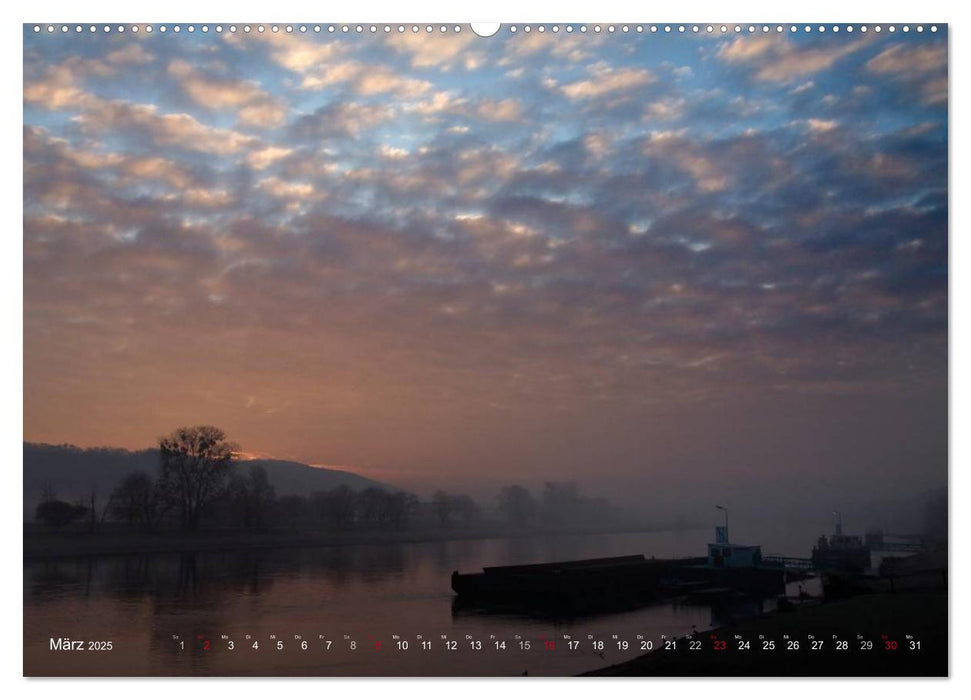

{"left": 228, "top": 465, "right": 276, "bottom": 529}
{"left": 41, "top": 484, "right": 57, "bottom": 503}
{"left": 86, "top": 489, "right": 98, "bottom": 533}
{"left": 385, "top": 491, "right": 419, "bottom": 529}
{"left": 497, "top": 485, "right": 537, "bottom": 528}
{"left": 35, "top": 500, "right": 88, "bottom": 530}
{"left": 356, "top": 487, "right": 391, "bottom": 527}
{"left": 431, "top": 490, "right": 452, "bottom": 526}
{"left": 157, "top": 425, "right": 237, "bottom": 531}
{"left": 347, "top": 488, "right": 420, "bottom": 530}
{"left": 431, "top": 491, "right": 479, "bottom": 527}
{"left": 311, "top": 487, "right": 357, "bottom": 530}
{"left": 275, "top": 495, "right": 309, "bottom": 527}
{"left": 109, "top": 471, "right": 168, "bottom": 530}
{"left": 449, "top": 494, "right": 480, "bottom": 524}
{"left": 542, "top": 481, "right": 581, "bottom": 525}
{"left": 325, "top": 485, "right": 357, "bottom": 530}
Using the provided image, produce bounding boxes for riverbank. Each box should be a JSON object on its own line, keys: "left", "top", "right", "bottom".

{"left": 584, "top": 591, "right": 947, "bottom": 676}
{"left": 23, "top": 522, "right": 691, "bottom": 559}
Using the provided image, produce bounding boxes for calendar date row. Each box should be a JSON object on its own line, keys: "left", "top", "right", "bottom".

{"left": 172, "top": 634, "right": 924, "bottom": 654}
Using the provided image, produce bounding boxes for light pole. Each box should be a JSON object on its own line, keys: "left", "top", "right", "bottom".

{"left": 715, "top": 505, "right": 729, "bottom": 543}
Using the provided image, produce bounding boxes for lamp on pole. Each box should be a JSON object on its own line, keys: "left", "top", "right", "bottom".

{"left": 715, "top": 505, "right": 729, "bottom": 543}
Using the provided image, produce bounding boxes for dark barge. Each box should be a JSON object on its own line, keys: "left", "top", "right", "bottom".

{"left": 451, "top": 533, "right": 787, "bottom": 614}
{"left": 451, "top": 555, "right": 705, "bottom": 612}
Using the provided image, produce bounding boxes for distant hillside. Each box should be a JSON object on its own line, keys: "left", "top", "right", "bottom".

{"left": 23, "top": 442, "right": 393, "bottom": 521}
{"left": 242, "top": 458, "right": 391, "bottom": 498}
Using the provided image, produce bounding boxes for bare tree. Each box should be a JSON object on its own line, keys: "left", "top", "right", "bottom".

{"left": 86, "top": 489, "right": 98, "bottom": 533}
{"left": 41, "top": 484, "right": 57, "bottom": 503}
{"left": 330, "top": 486, "right": 357, "bottom": 530}
{"left": 432, "top": 490, "right": 452, "bottom": 527}
{"left": 157, "top": 426, "right": 237, "bottom": 531}
{"left": 313, "top": 485, "right": 357, "bottom": 530}
{"left": 431, "top": 491, "right": 479, "bottom": 527}
{"left": 497, "top": 485, "right": 537, "bottom": 529}
{"left": 449, "top": 494, "right": 480, "bottom": 524}
{"left": 109, "top": 471, "right": 168, "bottom": 530}
{"left": 386, "top": 491, "right": 419, "bottom": 529}
{"left": 228, "top": 465, "right": 276, "bottom": 529}
{"left": 542, "top": 481, "right": 581, "bottom": 525}
{"left": 35, "top": 500, "right": 87, "bottom": 530}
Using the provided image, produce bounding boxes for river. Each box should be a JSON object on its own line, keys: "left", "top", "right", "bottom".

{"left": 24, "top": 528, "right": 819, "bottom": 676}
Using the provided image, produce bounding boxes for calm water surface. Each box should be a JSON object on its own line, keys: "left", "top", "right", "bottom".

{"left": 24, "top": 529, "right": 818, "bottom": 676}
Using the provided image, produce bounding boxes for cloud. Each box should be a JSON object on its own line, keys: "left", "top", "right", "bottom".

{"left": 866, "top": 43, "right": 948, "bottom": 105}
{"left": 805, "top": 118, "right": 839, "bottom": 133}
{"left": 642, "top": 132, "right": 731, "bottom": 193}
{"left": 409, "top": 90, "right": 462, "bottom": 115}
{"left": 246, "top": 146, "right": 294, "bottom": 170}
{"left": 257, "top": 176, "right": 318, "bottom": 200}
{"left": 717, "top": 34, "right": 868, "bottom": 83}
{"left": 867, "top": 43, "right": 946, "bottom": 76}
{"left": 24, "top": 49, "right": 155, "bottom": 112}
{"left": 121, "top": 156, "right": 194, "bottom": 189}
{"left": 74, "top": 98, "right": 258, "bottom": 155}
{"left": 644, "top": 96, "right": 687, "bottom": 121}
{"left": 293, "top": 102, "right": 395, "bottom": 139}
{"left": 24, "top": 65, "right": 93, "bottom": 110}
{"left": 226, "top": 32, "right": 430, "bottom": 97}
{"left": 227, "top": 30, "right": 342, "bottom": 74}
{"left": 561, "top": 62, "right": 655, "bottom": 100}
{"left": 103, "top": 43, "right": 154, "bottom": 66}
{"left": 22, "top": 28, "right": 948, "bottom": 478}
{"left": 473, "top": 98, "right": 523, "bottom": 122}
{"left": 378, "top": 145, "right": 409, "bottom": 159}
{"left": 501, "top": 32, "right": 594, "bottom": 64}
{"left": 299, "top": 60, "right": 432, "bottom": 96}
{"left": 168, "top": 59, "right": 287, "bottom": 127}
{"left": 387, "top": 31, "right": 480, "bottom": 69}
{"left": 180, "top": 187, "right": 234, "bottom": 208}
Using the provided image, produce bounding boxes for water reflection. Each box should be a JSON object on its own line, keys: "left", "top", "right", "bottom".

{"left": 25, "top": 529, "right": 791, "bottom": 676}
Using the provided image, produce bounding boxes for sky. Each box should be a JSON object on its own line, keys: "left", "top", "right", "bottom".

{"left": 23, "top": 25, "right": 947, "bottom": 514}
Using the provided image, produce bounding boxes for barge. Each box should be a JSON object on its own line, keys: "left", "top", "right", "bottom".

{"left": 451, "top": 528, "right": 786, "bottom": 614}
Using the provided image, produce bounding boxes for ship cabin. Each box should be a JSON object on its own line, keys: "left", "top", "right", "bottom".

{"left": 706, "top": 526, "right": 763, "bottom": 568}
{"left": 707, "top": 542, "right": 764, "bottom": 568}
{"left": 811, "top": 533, "right": 871, "bottom": 572}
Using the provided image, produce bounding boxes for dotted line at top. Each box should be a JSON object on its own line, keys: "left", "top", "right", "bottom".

{"left": 30, "top": 23, "right": 941, "bottom": 35}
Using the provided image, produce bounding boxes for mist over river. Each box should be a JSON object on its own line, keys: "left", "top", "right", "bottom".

{"left": 24, "top": 528, "right": 828, "bottom": 676}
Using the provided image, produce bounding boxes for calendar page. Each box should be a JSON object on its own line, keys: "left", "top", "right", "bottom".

{"left": 22, "top": 20, "right": 948, "bottom": 678}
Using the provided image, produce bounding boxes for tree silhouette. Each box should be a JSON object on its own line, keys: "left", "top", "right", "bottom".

{"left": 157, "top": 426, "right": 237, "bottom": 531}
{"left": 108, "top": 471, "right": 168, "bottom": 530}
{"left": 314, "top": 485, "right": 356, "bottom": 530}
{"left": 497, "top": 485, "right": 537, "bottom": 528}
{"left": 542, "top": 481, "right": 581, "bottom": 525}
{"left": 228, "top": 465, "right": 276, "bottom": 529}
{"left": 431, "top": 490, "right": 452, "bottom": 526}
{"left": 431, "top": 491, "right": 479, "bottom": 527}
{"left": 36, "top": 500, "right": 87, "bottom": 530}
{"left": 385, "top": 491, "right": 419, "bottom": 529}
{"left": 357, "top": 486, "right": 390, "bottom": 527}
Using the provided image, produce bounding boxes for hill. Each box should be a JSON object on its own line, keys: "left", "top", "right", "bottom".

{"left": 23, "top": 442, "right": 393, "bottom": 521}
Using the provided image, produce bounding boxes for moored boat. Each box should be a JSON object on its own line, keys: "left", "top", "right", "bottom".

{"left": 451, "top": 528, "right": 786, "bottom": 613}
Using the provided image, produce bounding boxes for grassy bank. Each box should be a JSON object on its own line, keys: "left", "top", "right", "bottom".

{"left": 585, "top": 592, "right": 947, "bottom": 677}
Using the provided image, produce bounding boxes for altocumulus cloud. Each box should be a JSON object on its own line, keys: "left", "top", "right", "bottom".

{"left": 23, "top": 27, "right": 947, "bottom": 495}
